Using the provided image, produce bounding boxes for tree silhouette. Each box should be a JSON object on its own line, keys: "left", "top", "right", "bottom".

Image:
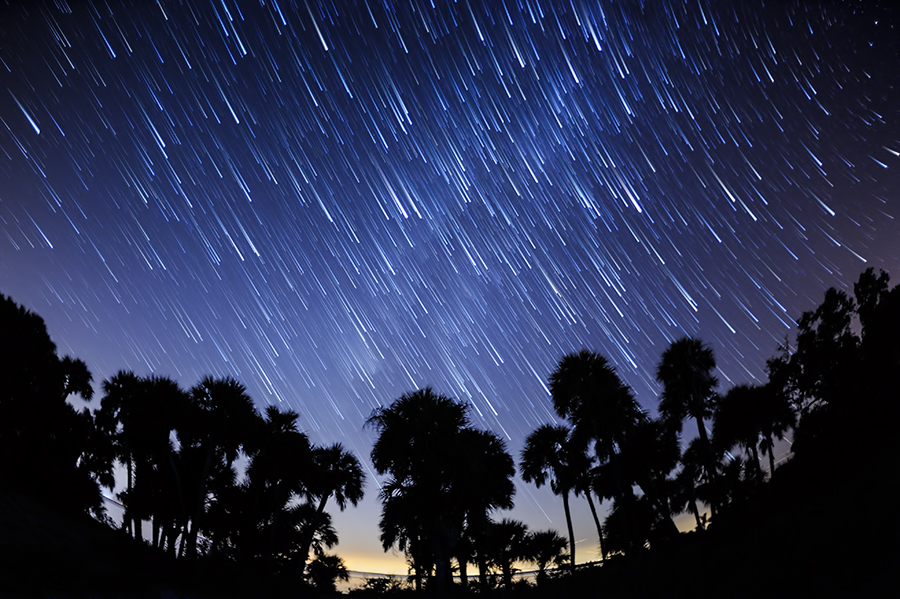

{"left": 452, "top": 427, "right": 515, "bottom": 592}
{"left": 485, "top": 518, "right": 529, "bottom": 591}
{"left": 611, "top": 415, "right": 681, "bottom": 547}
{"left": 520, "top": 424, "right": 579, "bottom": 572}
{"left": 550, "top": 350, "right": 643, "bottom": 465}
{"left": 548, "top": 350, "right": 644, "bottom": 556}
{"left": 766, "top": 288, "right": 857, "bottom": 459}
{"left": 179, "top": 376, "right": 260, "bottom": 557}
{"left": 306, "top": 554, "right": 349, "bottom": 593}
{"left": 297, "top": 443, "right": 365, "bottom": 578}
{"left": 0, "top": 294, "right": 112, "bottom": 517}
{"left": 244, "top": 405, "right": 314, "bottom": 566}
{"left": 656, "top": 337, "right": 720, "bottom": 517}
{"left": 754, "top": 383, "right": 795, "bottom": 477}
{"left": 522, "top": 529, "right": 568, "bottom": 586}
{"left": 367, "top": 388, "right": 514, "bottom": 593}
{"left": 99, "top": 374, "right": 191, "bottom": 544}
{"left": 713, "top": 384, "right": 765, "bottom": 479}
{"left": 714, "top": 382, "right": 796, "bottom": 480}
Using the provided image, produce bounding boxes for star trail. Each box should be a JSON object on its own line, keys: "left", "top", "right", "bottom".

{"left": 1, "top": 0, "right": 898, "bottom": 571}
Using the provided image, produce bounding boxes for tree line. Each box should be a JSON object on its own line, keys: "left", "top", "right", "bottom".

{"left": 0, "top": 293, "right": 363, "bottom": 592}
{"left": 2, "top": 266, "right": 898, "bottom": 594}
{"left": 357, "top": 266, "right": 900, "bottom": 592}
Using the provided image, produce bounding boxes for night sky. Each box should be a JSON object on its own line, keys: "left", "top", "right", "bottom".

{"left": 1, "top": 0, "right": 898, "bottom": 573}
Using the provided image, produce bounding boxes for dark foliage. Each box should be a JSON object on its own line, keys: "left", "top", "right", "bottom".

{"left": 3, "top": 268, "right": 899, "bottom": 596}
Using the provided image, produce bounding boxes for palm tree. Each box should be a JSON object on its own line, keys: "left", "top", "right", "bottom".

{"left": 367, "top": 388, "right": 515, "bottom": 588}
{"left": 568, "top": 443, "right": 606, "bottom": 553}
{"left": 99, "top": 373, "right": 190, "bottom": 543}
{"left": 486, "top": 518, "right": 529, "bottom": 591}
{"left": 367, "top": 388, "right": 462, "bottom": 590}
{"left": 520, "top": 424, "right": 579, "bottom": 572}
{"left": 612, "top": 415, "right": 681, "bottom": 546}
{"left": 181, "top": 376, "right": 259, "bottom": 558}
{"left": 306, "top": 554, "right": 349, "bottom": 593}
{"left": 245, "top": 406, "right": 313, "bottom": 564}
{"left": 755, "top": 384, "right": 796, "bottom": 476}
{"left": 676, "top": 438, "right": 718, "bottom": 527}
{"left": 452, "top": 427, "right": 516, "bottom": 592}
{"left": 713, "top": 384, "right": 765, "bottom": 479}
{"left": 549, "top": 350, "right": 643, "bottom": 464}
{"left": 297, "top": 443, "right": 365, "bottom": 575}
{"left": 547, "top": 350, "right": 643, "bottom": 556}
{"left": 99, "top": 371, "right": 143, "bottom": 536}
{"left": 656, "top": 337, "right": 720, "bottom": 515}
{"left": 522, "top": 529, "right": 568, "bottom": 586}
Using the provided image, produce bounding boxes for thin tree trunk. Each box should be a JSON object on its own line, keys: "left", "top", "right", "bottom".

{"left": 478, "top": 556, "right": 489, "bottom": 591}
{"left": 562, "top": 491, "right": 576, "bottom": 573}
{"left": 298, "top": 493, "right": 330, "bottom": 578}
{"left": 766, "top": 435, "right": 777, "bottom": 476}
{"left": 691, "top": 499, "right": 703, "bottom": 530}
{"left": 152, "top": 517, "right": 160, "bottom": 549}
{"left": 584, "top": 492, "right": 604, "bottom": 559}
{"left": 502, "top": 563, "right": 513, "bottom": 591}
{"left": 179, "top": 527, "right": 188, "bottom": 558}
{"left": 123, "top": 456, "right": 134, "bottom": 537}
{"left": 750, "top": 444, "right": 762, "bottom": 479}
{"left": 186, "top": 443, "right": 214, "bottom": 558}
{"left": 458, "top": 558, "right": 468, "bottom": 592}
{"left": 695, "top": 417, "right": 718, "bottom": 519}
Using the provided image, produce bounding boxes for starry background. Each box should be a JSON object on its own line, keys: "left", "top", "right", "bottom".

{"left": 1, "top": 0, "right": 898, "bottom": 573}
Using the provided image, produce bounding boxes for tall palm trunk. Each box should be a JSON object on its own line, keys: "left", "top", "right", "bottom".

{"left": 694, "top": 416, "right": 718, "bottom": 519}
{"left": 690, "top": 498, "right": 703, "bottom": 529}
{"left": 584, "top": 492, "right": 604, "bottom": 559}
{"left": 749, "top": 443, "right": 763, "bottom": 479}
{"left": 297, "top": 492, "right": 331, "bottom": 578}
{"left": 458, "top": 557, "right": 468, "bottom": 591}
{"left": 502, "top": 562, "right": 513, "bottom": 591}
{"left": 185, "top": 444, "right": 213, "bottom": 559}
{"left": 562, "top": 491, "right": 576, "bottom": 573}
{"left": 478, "top": 555, "right": 489, "bottom": 591}
{"left": 123, "top": 455, "right": 134, "bottom": 536}
{"left": 766, "top": 434, "right": 777, "bottom": 476}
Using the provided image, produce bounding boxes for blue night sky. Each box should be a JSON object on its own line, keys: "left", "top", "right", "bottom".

{"left": 1, "top": 0, "right": 897, "bottom": 573}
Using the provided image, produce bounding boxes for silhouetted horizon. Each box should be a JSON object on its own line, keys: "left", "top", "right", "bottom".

{"left": 2, "top": 0, "right": 898, "bottom": 585}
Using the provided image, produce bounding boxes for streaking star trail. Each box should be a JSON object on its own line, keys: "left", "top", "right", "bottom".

{"left": 1, "top": 0, "right": 898, "bottom": 569}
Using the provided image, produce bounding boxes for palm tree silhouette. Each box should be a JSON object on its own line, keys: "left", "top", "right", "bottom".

{"left": 522, "top": 529, "right": 568, "bottom": 585}
{"left": 180, "top": 376, "right": 259, "bottom": 557}
{"left": 245, "top": 405, "right": 313, "bottom": 565}
{"left": 520, "top": 424, "right": 579, "bottom": 572}
{"left": 656, "top": 337, "right": 720, "bottom": 516}
{"left": 755, "top": 383, "right": 795, "bottom": 476}
{"left": 98, "top": 372, "right": 190, "bottom": 542}
{"left": 367, "top": 388, "right": 514, "bottom": 592}
{"left": 453, "top": 427, "right": 516, "bottom": 592}
{"left": 548, "top": 350, "right": 644, "bottom": 556}
{"left": 297, "top": 443, "right": 365, "bottom": 577}
{"left": 714, "top": 384, "right": 765, "bottom": 479}
{"left": 486, "top": 518, "right": 529, "bottom": 591}
{"left": 549, "top": 350, "right": 643, "bottom": 464}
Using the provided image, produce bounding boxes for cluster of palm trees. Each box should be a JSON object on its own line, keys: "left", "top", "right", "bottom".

{"left": 366, "top": 388, "right": 573, "bottom": 592}
{"left": 517, "top": 267, "right": 900, "bottom": 569}
{"left": 520, "top": 338, "right": 797, "bottom": 564}
{"left": 363, "top": 337, "right": 797, "bottom": 589}
{"left": 4, "top": 265, "right": 898, "bottom": 593}
{"left": 0, "top": 292, "right": 366, "bottom": 589}
{"left": 95, "top": 371, "right": 365, "bottom": 580}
